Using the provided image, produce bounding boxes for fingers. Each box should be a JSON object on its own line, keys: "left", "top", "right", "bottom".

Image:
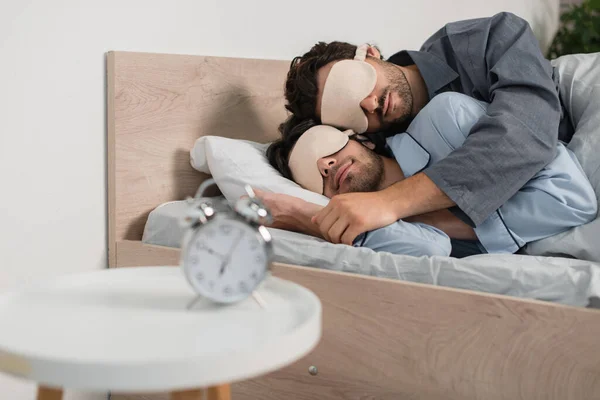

{"left": 311, "top": 203, "right": 333, "bottom": 227}
{"left": 310, "top": 202, "right": 335, "bottom": 227}
{"left": 311, "top": 197, "right": 350, "bottom": 243}
{"left": 312, "top": 205, "right": 352, "bottom": 244}
{"left": 252, "top": 187, "right": 265, "bottom": 199}
{"left": 327, "top": 217, "right": 350, "bottom": 244}
{"left": 252, "top": 188, "right": 276, "bottom": 207}
{"left": 340, "top": 225, "right": 362, "bottom": 246}
{"left": 316, "top": 204, "right": 343, "bottom": 241}
{"left": 312, "top": 195, "right": 346, "bottom": 224}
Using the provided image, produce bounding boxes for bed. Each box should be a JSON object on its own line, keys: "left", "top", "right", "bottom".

{"left": 107, "top": 50, "right": 600, "bottom": 400}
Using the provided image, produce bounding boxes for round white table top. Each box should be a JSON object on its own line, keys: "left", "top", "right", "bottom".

{"left": 0, "top": 266, "right": 321, "bottom": 392}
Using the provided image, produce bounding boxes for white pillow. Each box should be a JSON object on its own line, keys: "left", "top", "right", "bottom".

{"left": 190, "top": 135, "right": 330, "bottom": 206}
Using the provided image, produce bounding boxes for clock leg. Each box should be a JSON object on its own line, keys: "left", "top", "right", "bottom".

{"left": 170, "top": 389, "right": 203, "bottom": 400}
{"left": 37, "top": 386, "right": 63, "bottom": 400}
{"left": 207, "top": 384, "right": 231, "bottom": 400}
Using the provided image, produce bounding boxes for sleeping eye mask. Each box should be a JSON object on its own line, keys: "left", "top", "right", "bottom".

{"left": 320, "top": 44, "right": 377, "bottom": 134}
{"left": 288, "top": 125, "right": 354, "bottom": 194}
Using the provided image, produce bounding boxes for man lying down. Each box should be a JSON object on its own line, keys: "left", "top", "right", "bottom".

{"left": 258, "top": 92, "right": 597, "bottom": 258}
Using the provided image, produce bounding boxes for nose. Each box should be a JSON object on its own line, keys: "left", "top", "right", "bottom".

{"left": 317, "top": 156, "right": 336, "bottom": 177}
{"left": 360, "top": 93, "right": 379, "bottom": 114}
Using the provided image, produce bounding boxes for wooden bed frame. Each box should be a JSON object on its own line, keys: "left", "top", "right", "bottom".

{"left": 107, "top": 51, "right": 600, "bottom": 400}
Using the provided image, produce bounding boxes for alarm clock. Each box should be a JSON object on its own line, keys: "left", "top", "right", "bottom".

{"left": 180, "top": 179, "right": 273, "bottom": 304}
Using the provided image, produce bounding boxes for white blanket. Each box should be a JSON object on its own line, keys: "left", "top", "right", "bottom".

{"left": 142, "top": 200, "right": 600, "bottom": 308}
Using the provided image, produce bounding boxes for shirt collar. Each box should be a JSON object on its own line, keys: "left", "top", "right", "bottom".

{"left": 387, "top": 50, "right": 459, "bottom": 99}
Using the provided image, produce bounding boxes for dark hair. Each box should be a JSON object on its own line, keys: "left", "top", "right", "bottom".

{"left": 267, "top": 115, "right": 318, "bottom": 180}
{"left": 284, "top": 41, "right": 385, "bottom": 122}
{"left": 284, "top": 41, "right": 357, "bottom": 120}
{"left": 267, "top": 115, "right": 391, "bottom": 180}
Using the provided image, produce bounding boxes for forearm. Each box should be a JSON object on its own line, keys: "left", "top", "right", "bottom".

{"left": 270, "top": 200, "right": 324, "bottom": 238}
{"left": 290, "top": 201, "right": 325, "bottom": 238}
{"left": 405, "top": 209, "right": 477, "bottom": 240}
{"left": 383, "top": 172, "right": 455, "bottom": 220}
{"left": 255, "top": 189, "right": 326, "bottom": 239}
{"left": 416, "top": 12, "right": 559, "bottom": 226}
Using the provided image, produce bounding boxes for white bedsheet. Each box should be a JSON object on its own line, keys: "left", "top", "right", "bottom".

{"left": 142, "top": 200, "right": 600, "bottom": 308}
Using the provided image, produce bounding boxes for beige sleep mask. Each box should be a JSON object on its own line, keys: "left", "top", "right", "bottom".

{"left": 321, "top": 44, "right": 377, "bottom": 134}
{"left": 288, "top": 125, "right": 354, "bottom": 194}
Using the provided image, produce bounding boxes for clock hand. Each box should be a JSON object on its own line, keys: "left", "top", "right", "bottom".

{"left": 219, "top": 230, "right": 244, "bottom": 276}
{"left": 206, "top": 247, "right": 227, "bottom": 259}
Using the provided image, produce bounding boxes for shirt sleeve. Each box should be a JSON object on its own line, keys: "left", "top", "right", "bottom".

{"left": 497, "top": 144, "right": 597, "bottom": 243}
{"left": 353, "top": 220, "right": 451, "bottom": 257}
{"left": 421, "top": 12, "right": 561, "bottom": 226}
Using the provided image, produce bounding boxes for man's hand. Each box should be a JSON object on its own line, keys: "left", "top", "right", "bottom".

{"left": 311, "top": 190, "right": 398, "bottom": 245}
{"left": 252, "top": 188, "right": 324, "bottom": 237}
{"left": 311, "top": 173, "right": 456, "bottom": 245}
{"left": 252, "top": 189, "right": 305, "bottom": 231}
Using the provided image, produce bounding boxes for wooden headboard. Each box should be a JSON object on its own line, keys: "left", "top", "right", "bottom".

{"left": 107, "top": 51, "right": 289, "bottom": 266}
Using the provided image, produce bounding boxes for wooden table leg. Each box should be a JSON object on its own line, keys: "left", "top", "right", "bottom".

{"left": 206, "top": 384, "right": 231, "bottom": 400}
{"left": 37, "top": 386, "right": 63, "bottom": 400}
{"left": 170, "top": 389, "right": 203, "bottom": 400}
{"left": 170, "top": 383, "right": 230, "bottom": 400}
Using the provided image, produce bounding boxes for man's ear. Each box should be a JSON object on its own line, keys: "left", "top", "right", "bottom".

{"left": 367, "top": 45, "right": 382, "bottom": 60}
{"left": 354, "top": 134, "right": 376, "bottom": 150}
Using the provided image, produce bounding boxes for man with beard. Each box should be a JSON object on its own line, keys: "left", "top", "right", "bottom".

{"left": 282, "top": 12, "right": 589, "bottom": 247}
{"left": 259, "top": 92, "right": 596, "bottom": 257}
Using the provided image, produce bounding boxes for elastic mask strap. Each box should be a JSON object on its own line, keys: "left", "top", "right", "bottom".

{"left": 354, "top": 44, "right": 369, "bottom": 61}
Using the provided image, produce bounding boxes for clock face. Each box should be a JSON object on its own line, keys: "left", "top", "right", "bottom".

{"left": 183, "top": 216, "right": 269, "bottom": 303}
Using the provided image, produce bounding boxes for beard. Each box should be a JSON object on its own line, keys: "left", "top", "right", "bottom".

{"left": 378, "top": 62, "right": 413, "bottom": 131}
{"left": 340, "top": 150, "right": 385, "bottom": 194}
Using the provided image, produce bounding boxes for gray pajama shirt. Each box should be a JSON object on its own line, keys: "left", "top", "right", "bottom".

{"left": 385, "top": 12, "right": 570, "bottom": 227}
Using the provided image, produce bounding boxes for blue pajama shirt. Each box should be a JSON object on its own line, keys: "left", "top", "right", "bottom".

{"left": 353, "top": 92, "right": 597, "bottom": 257}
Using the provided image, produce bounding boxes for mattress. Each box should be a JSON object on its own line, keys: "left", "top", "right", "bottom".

{"left": 142, "top": 200, "right": 600, "bottom": 308}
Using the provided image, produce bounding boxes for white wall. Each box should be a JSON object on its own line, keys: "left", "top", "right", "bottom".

{"left": 0, "top": 1, "right": 558, "bottom": 398}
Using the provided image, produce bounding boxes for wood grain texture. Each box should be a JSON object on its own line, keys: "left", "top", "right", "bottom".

{"left": 206, "top": 385, "right": 231, "bottom": 400}
{"left": 106, "top": 51, "right": 289, "bottom": 247}
{"left": 37, "top": 386, "right": 63, "bottom": 400}
{"left": 170, "top": 390, "right": 202, "bottom": 400}
{"left": 116, "top": 240, "right": 181, "bottom": 267}
{"left": 112, "top": 394, "right": 168, "bottom": 400}
{"left": 114, "top": 240, "right": 600, "bottom": 400}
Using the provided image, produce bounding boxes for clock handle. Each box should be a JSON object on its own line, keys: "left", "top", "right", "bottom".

{"left": 244, "top": 184, "right": 256, "bottom": 199}
{"left": 193, "top": 178, "right": 219, "bottom": 200}
{"left": 191, "top": 177, "right": 273, "bottom": 225}
{"left": 193, "top": 177, "right": 253, "bottom": 200}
